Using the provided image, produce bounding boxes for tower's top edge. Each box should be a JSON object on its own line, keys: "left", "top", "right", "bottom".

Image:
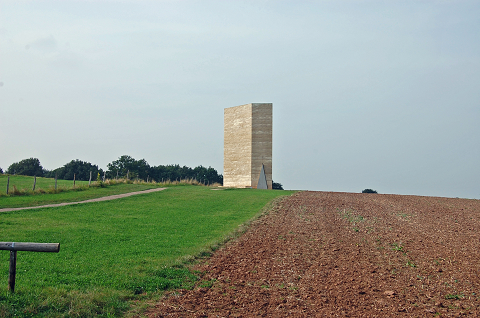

{"left": 225, "top": 103, "right": 272, "bottom": 110}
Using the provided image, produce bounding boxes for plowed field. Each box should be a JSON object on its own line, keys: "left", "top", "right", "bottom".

{"left": 144, "top": 191, "right": 480, "bottom": 317}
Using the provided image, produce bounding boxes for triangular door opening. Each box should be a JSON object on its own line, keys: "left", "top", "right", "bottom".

{"left": 257, "top": 164, "right": 268, "bottom": 189}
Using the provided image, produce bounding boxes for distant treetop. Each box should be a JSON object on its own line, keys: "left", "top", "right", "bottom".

{"left": 44, "top": 159, "right": 103, "bottom": 181}
{"left": 5, "top": 155, "right": 224, "bottom": 185}
{"left": 7, "top": 158, "right": 44, "bottom": 177}
{"left": 362, "top": 189, "right": 378, "bottom": 194}
{"left": 106, "top": 155, "right": 223, "bottom": 185}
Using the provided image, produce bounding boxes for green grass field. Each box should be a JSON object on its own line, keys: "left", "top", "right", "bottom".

{"left": 0, "top": 175, "right": 89, "bottom": 195}
{"left": 0, "top": 185, "right": 294, "bottom": 317}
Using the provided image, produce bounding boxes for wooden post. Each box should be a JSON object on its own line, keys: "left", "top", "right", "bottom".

{"left": 8, "top": 251, "right": 17, "bottom": 292}
{"left": 147, "top": 175, "right": 149, "bottom": 183}
{"left": 55, "top": 173, "right": 58, "bottom": 190}
{"left": 89, "top": 171, "right": 92, "bottom": 186}
{"left": 32, "top": 176, "right": 37, "bottom": 191}
{"left": 1, "top": 242, "right": 60, "bottom": 293}
{"left": 73, "top": 173, "right": 76, "bottom": 188}
{"left": 116, "top": 171, "right": 119, "bottom": 180}
{"left": 127, "top": 170, "right": 129, "bottom": 180}
{"left": 6, "top": 176, "right": 9, "bottom": 194}
{"left": 103, "top": 171, "right": 106, "bottom": 182}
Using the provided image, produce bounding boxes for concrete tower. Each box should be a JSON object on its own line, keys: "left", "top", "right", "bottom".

{"left": 223, "top": 103, "right": 272, "bottom": 189}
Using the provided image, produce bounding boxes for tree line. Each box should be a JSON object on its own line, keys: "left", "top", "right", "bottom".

{"left": 2, "top": 156, "right": 223, "bottom": 185}
{"left": 2, "top": 156, "right": 287, "bottom": 189}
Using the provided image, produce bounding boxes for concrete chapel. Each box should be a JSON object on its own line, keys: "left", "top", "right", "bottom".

{"left": 223, "top": 103, "right": 272, "bottom": 189}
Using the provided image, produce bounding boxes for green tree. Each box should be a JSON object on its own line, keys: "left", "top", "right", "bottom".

{"left": 106, "top": 155, "right": 150, "bottom": 180}
{"left": 106, "top": 155, "right": 224, "bottom": 184}
{"left": 7, "top": 158, "right": 44, "bottom": 176}
{"left": 188, "top": 165, "right": 222, "bottom": 184}
{"left": 0, "top": 167, "right": 3, "bottom": 174}
{"left": 46, "top": 160, "right": 103, "bottom": 181}
{"left": 362, "top": 189, "right": 378, "bottom": 194}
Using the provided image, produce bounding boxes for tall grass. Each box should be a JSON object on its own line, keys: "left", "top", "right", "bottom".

{"left": 132, "top": 178, "right": 221, "bottom": 187}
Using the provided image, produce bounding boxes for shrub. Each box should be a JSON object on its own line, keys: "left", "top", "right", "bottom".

{"left": 272, "top": 181, "right": 284, "bottom": 190}
{"left": 362, "top": 189, "right": 378, "bottom": 194}
{"left": 0, "top": 167, "right": 3, "bottom": 174}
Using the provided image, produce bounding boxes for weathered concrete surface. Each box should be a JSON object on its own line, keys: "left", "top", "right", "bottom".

{"left": 224, "top": 103, "right": 272, "bottom": 189}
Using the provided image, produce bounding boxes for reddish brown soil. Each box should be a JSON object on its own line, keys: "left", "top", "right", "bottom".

{"left": 144, "top": 191, "right": 480, "bottom": 317}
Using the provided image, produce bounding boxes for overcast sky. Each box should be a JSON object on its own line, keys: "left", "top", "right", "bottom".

{"left": 1, "top": 1, "right": 479, "bottom": 199}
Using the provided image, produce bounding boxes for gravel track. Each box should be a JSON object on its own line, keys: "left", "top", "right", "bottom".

{"left": 144, "top": 191, "right": 480, "bottom": 317}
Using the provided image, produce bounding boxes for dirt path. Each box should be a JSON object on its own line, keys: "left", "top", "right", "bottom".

{"left": 0, "top": 187, "right": 166, "bottom": 213}
{"left": 144, "top": 191, "right": 480, "bottom": 317}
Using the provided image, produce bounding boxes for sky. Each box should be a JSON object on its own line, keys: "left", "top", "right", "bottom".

{"left": 0, "top": 0, "right": 479, "bottom": 199}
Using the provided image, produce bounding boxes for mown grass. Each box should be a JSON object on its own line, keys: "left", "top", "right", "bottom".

{"left": 0, "top": 185, "right": 294, "bottom": 317}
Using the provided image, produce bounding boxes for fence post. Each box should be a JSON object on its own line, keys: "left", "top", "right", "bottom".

{"left": 6, "top": 176, "right": 9, "bottom": 194}
{"left": 55, "top": 173, "right": 57, "bottom": 190}
{"left": 103, "top": 171, "right": 106, "bottom": 182}
{"left": 73, "top": 174, "right": 76, "bottom": 188}
{"left": 8, "top": 250, "right": 17, "bottom": 292}
{"left": 127, "top": 170, "right": 129, "bottom": 180}
{"left": 89, "top": 171, "right": 92, "bottom": 186}
{"left": 32, "top": 176, "right": 37, "bottom": 191}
